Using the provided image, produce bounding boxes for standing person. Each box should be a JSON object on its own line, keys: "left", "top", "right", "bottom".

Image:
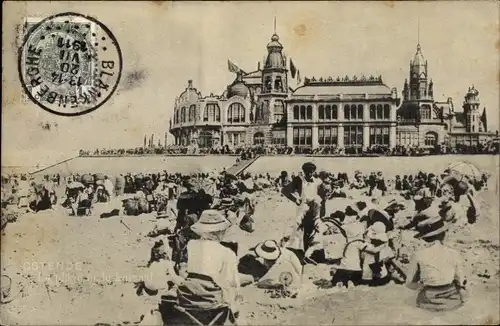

{"left": 115, "top": 174, "right": 125, "bottom": 196}
{"left": 288, "top": 162, "right": 324, "bottom": 253}
{"left": 406, "top": 215, "right": 467, "bottom": 311}
{"left": 175, "top": 179, "right": 198, "bottom": 232}
{"left": 103, "top": 176, "right": 114, "bottom": 200}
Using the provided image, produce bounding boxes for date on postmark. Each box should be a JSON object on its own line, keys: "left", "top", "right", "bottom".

{"left": 18, "top": 12, "right": 123, "bottom": 116}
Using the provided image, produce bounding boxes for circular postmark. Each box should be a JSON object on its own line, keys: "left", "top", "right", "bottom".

{"left": 18, "top": 12, "right": 122, "bottom": 117}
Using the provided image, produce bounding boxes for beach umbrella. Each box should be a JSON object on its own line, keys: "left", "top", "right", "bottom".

{"left": 447, "top": 161, "right": 482, "bottom": 181}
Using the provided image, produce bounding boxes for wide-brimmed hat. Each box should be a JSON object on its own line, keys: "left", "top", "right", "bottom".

{"left": 366, "top": 221, "right": 389, "bottom": 242}
{"left": 255, "top": 240, "right": 281, "bottom": 261}
{"left": 302, "top": 162, "right": 317, "bottom": 174}
{"left": 190, "top": 209, "right": 231, "bottom": 236}
{"left": 414, "top": 214, "right": 449, "bottom": 239}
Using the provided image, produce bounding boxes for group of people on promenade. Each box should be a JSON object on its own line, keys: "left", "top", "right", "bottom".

{"left": 78, "top": 138, "right": 499, "bottom": 158}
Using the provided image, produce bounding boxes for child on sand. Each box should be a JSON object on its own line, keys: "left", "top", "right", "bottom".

{"left": 330, "top": 214, "right": 366, "bottom": 288}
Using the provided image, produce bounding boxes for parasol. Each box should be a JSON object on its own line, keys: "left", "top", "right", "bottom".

{"left": 447, "top": 161, "right": 483, "bottom": 181}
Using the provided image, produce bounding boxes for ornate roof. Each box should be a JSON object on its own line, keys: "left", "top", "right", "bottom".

{"left": 264, "top": 34, "right": 285, "bottom": 69}
{"left": 293, "top": 75, "right": 392, "bottom": 96}
{"left": 227, "top": 72, "right": 250, "bottom": 98}
{"left": 412, "top": 44, "right": 426, "bottom": 67}
{"left": 177, "top": 80, "right": 202, "bottom": 104}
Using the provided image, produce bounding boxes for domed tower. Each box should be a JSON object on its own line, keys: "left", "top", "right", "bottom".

{"left": 463, "top": 85, "right": 481, "bottom": 133}
{"left": 262, "top": 33, "right": 287, "bottom": 94}
{"left": 409, "top": 44, "right": 431, "bottom": 101}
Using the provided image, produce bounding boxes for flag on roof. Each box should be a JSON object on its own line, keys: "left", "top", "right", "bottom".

{"left": 480, "top": 108, "right": 487, "bottom": 131}
{"left": 290, "top": 58, "right": 297, "bottom": 79}
{"left": 228, "top": 60, "right": 241, "bottom": 74}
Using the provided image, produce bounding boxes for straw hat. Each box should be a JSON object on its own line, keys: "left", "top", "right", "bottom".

{"left": 414, "top": 214, "right": 449, "bottom": 239}
{"left": 366, "top": 221, "right": 389, "bottom": 242}
{"left": 255, "top": 240, "right": 281, "bottom": 261}
{"left": 190, "top": 209, "right": 231, "bottom": 236}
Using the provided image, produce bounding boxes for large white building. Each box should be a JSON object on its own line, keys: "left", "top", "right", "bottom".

{"left": 169, "top": 32, "right": 493, "bottom": 151}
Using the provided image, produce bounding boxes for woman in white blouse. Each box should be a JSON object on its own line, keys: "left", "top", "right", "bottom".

{"left": 175, "top": 209, "right": 240, "bottom": 325}
{"left": 406, "top": 214, "right": 467, "bottom": 311}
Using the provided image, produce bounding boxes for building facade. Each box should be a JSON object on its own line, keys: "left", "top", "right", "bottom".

{"left": 169, "top": 35, "right": 494, "bottom": 150}
{"left": 396, "top": 44, "right": 493, "bottom": 148}
{"left": 286, "top": 76, "right": 399, "bottom": 151}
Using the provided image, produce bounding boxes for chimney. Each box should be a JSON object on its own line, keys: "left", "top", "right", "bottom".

{"left": 257, "top": 61, "right": 261, "bottom": 70}
{"left": 188, "top": 80, "right": 193, "bottom": 88}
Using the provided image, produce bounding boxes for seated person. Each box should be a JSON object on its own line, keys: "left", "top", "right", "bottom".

{"left": 238, "top": 240, "right": 303, "bottom": 296}
{"left": 29, "top": 184, "right": 53, "bottom": 213}
{"left": 330, "top": 214, "right": 366, "bottom": 288}
{"left": 173, "top": 210, "right": 239, "bottom": 325}
{"left": 406, "top": 215, "right": 467, "bottom": 312}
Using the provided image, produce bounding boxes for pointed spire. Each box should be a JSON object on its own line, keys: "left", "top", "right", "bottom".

{"left": 417, "top": 17, "right": 420, "bottom": 47}
{"left": 274, "top": 14, "right": 277, "bottom": 34}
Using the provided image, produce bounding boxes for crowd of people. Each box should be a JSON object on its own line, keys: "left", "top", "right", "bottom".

{"left": 0, "top": 156, "right": 490, "bottom": 324}
{"left": 79, "top": 140, "right": 499, "bottom": 159}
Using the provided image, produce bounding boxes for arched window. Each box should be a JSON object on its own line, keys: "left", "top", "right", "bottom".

{"left": 383, "top": 104, "right": 390, "bottom": 120}
{"left": 420, "top": 105, "right": 431, "bottom": 120}
{"left": 376, "top": 105, "right": 383, "bottom": 120}
{"left": 350, "top": 105, "right": 357, "bottom": 120}
{"left": 306, "top": 105, "right": 312, "bottom": 120}
{"left": 293, "top": 105, "right": 299, "bottom": 120}
{"left": 181, "top": 107, "right": 186, "bottom": 123}
{"left": 274, "top": 76, "right": 283, "bottom": 92}
{"left": 344, "top": 105, "right": 350, "bottom": 120}
{"left": 332, "top": 105, "right": 338, "bottom": 119}
{"left": 227, "top": 103, "right": 245, "bottom": 123}
{"left": 188, "top": 105, "right": 196, "bottom": 122}
{"left": 370, "top": 105, "right": 376, "bottom": 120}
{"left": 203, "top": 103, "right": 221, "bottom": 122}
{"left": 357, "top": 105, "right": 363, "bottom": 120}
{"left": 325, "top": 105, "right": 331, "bottom": 120}
{"left": 424, "top": 132, "right": 438, "bottom": 147}
{"left": 300, "top": 105, "right": 306, "bottom": 120}
{"left": 174, "top": 109, "right": 178, "bottom": 124}
{"left": 274, "top": 100, "right": 285, "bottom": 123}
{"left": 319, "top": 105, "right": 325, "bottom": 120}
{"left": 254, "top": 132, "right": 265, "bottom": 145}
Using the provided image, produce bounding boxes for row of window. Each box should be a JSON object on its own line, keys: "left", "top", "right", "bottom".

{"left": 291, "top": 126, "right": 391, "bottom": 147}
{"left": 226, "top": 132, "right": 245, "bottom": 145}
{"left": 174, "top": 102, "right": 392, "bottom": 125}
{"left": 397, "top": 132, "right": 419, "bottom": 146}
{"left": 397, "top": 132, "right": 439, "bottom": 146}
{"left": 292, "top": 104, "right": 392, "bottom": 121}
{"left": 272, "top": 130, "right": 286, "bottom": 145}
{"left": 174, "top": 101, "right": 287, "bottom": 125}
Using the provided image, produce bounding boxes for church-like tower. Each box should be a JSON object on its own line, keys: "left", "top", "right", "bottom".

{"left": 463, "top": 85, "right": 482, "bottom": 133}
{"left": 406, "top": 44, "right": 433, "bottom": 101}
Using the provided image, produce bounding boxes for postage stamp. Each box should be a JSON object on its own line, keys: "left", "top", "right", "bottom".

{"left": 18, "top": 12, "right": 123, "bottom": 116}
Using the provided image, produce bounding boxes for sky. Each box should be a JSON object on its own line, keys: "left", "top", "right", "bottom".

{"left": 2, "top": 1, "right": 499, "bottom": 166}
